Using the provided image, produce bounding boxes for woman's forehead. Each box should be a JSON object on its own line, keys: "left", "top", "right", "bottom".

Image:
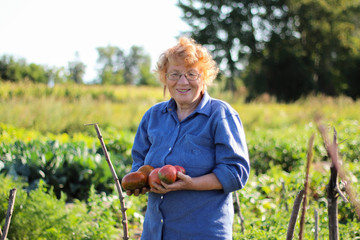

{"left": 167, "top": 64, "right": 200, "bottom": 72}
{"left": 167, "top": 58, "right": 200, "bottom": 69}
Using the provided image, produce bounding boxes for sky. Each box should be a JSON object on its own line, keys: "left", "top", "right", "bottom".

{"left": 0, "top": 0, "right": 190, "bottom": 82}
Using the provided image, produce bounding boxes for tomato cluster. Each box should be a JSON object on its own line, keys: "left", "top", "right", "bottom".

{"left": 121, "top": 164, "right": 186, "bottom": 191}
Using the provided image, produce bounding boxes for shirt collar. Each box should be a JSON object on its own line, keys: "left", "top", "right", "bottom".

{"left": 161, "top": 92, "right": 212, "bottom": 117}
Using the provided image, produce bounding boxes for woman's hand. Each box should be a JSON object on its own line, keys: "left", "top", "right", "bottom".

{"left": 126, "top": 187, "right": 149, "bottom": 196}
{"left": 150, "top": 172, "right": 223, "bottom": 194}
{"left": 150, "top": 172, "right": 193, "bottom": 194}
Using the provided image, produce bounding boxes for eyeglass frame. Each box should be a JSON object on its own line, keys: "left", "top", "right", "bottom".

{"left": 165, "top": 71, "right": 201, "bottom": 82}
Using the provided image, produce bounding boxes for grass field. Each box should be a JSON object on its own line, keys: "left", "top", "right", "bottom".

{"left": 1, "top": 82, "right": 359, "bottom": 135}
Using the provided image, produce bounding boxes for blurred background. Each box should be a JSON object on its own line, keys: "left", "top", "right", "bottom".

{"left": 1, "top": 0, "right": 359, "bottom": 102}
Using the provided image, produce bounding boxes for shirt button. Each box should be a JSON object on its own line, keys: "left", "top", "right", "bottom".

{"left": 161, "top": 219, "right": 163, "bottom": 223}
{"left": 168, "top": 147, "right": 172, "bottom": 151}
{"left": 160, "top": 195, "right": 163, "bottom": 199}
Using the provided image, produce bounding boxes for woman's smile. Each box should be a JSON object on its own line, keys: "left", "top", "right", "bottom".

{"left": 177, "top": 88, "right": 191, "bottom": 93}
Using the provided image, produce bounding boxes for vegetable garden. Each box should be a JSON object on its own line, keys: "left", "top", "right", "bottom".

{"left": 1, "top": 82, "right": 359, "bottom": 239}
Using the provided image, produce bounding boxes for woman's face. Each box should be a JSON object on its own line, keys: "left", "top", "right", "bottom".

{"left": 166, "top": 63, "right": 204, "bottom": 108}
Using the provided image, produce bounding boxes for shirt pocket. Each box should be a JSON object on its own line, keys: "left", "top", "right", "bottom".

{"left": 180, "top": 134, "right": 215, "bottom": 175}
{"left": 145, "top": 134, "right": 166, "bottom": 167}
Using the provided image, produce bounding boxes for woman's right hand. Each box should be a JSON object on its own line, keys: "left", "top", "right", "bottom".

{"left": 126, "top": 187, "right": 149, "bottom": 196}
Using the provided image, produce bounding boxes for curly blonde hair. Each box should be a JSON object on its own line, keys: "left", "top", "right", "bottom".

{"left": 155, "top": 36, "right": 219, "bottom": 94}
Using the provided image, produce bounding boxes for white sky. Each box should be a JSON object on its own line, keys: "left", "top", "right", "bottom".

{"left": 0, "top": 0, "right": 190, "bottom": 82}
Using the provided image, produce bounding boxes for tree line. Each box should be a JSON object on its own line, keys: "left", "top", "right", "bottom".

{"left": 0, "top": 45, "right": 159, "bottom": 87}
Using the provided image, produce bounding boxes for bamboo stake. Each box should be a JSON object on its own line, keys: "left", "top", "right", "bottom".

{"left": 286, "top": 189, "right": 305, "bottom": 240}
{"left": 86, "top": 123, "right": 129, "bottom": 240}
{"left": 1, "top": 188, "right": 17, "bottom": 240}
{"left": 299, "top": 134, "right": 315, "bottom": 240}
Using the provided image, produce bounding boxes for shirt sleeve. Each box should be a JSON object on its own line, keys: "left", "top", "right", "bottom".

{"left": 212, "top": 112, "right": 250, "bottom": 194}
{"left": 131, "top": 110, "right": 151, "bottom": 172}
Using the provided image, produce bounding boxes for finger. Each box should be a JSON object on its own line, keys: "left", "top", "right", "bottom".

{"left": 150, "top": 187, "right": 165, "bottom": 194}
{"left": 141, "top": 187, "right": 148, "bottom": 194}
{"left": 152, "top": 182, "right": 164, "bottom": 190}
{"left": 160, "top": 181, "right": 170, "bottom": 188}
{"left": 133, "top": 188, "right": 140, "bottom": 196}
{"left": 176, "top": 172, "right": 187, "bottom": 180}
{"left": 126, "top": 190, "right": 133, "bottom": 196}
{"left": 150, "top": 182, "right": 167, "bottom": 194}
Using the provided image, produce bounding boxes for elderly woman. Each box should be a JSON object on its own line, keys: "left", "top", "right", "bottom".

{"left": 129, "top": 37, "right": 250, "bottom": 240}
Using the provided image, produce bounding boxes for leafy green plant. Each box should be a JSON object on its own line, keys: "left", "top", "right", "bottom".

{"left": 0, "top": 137, "right": 133, "bottom": 201}
{"left": 0, "top": 176, "right": 122, "bottom": 239}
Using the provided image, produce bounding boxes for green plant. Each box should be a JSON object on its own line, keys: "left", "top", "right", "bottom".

{"left": 0, "top": 176, "right": 121, "bottom": 239}
{"left": 0, "top": 137, "right": 133, "bottom": 201}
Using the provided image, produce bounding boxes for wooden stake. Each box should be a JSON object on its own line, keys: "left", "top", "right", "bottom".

{"left": 316, "top": 121, "right": 360, "bottom": 220}
{"left": 86, "top": 123, "right": 129, "bottom": 240}
{"left": 286, "top": 189, "right": 305, "bottom": 240}
{"left": 233, "top": 191, "right": 245, "bottom": 233}
{"left": 1, "top": 188, "right": 17, "bottom": 240}
{"left": 327, "top": 164, "right": 339, "bottom": 240}
{"left": 299, "top": 134, "right": 315, "bottom": 240}
{"left": 314, "top": 209, "right": 319, "bottom": 240}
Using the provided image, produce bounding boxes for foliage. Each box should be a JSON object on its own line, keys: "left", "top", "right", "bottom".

{"left": 0, "top": 133, "right": 134, "bottom": 201}
{"left": 68, "top": 52, "right": 86, "bottom": 84}
{"left": 248, "top": 119, "right": 360, "bottom": 174}
{"left": 0, "top": 55, "right": 57, "bottom": 84}
{"left": 0, "top": 44, "right": 159, "bottom": 86}
{"left": 1, "top": 132, "right": 359, "bottom": 238}
{"left": 177, "top": 0, "right": 360, "bottom": 101}
{"left": 95, "top": 45, "right": 159, "bottom": 86}
{"left": 233, "top": 163, "right": 360, "bottom": 239}
{"left": 0, "top": 176, "right": 124, "bottom": 239}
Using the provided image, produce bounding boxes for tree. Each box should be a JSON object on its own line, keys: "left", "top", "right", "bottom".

{"left": 96, "top": 45, "right": 125, "bottom": 85}
{"left": 177, "top": 0, "right": 360, "bottom": 101}
{"left": 96, "top": 45, "right": 157, "bottom": 85}
{"left": 0, "top": 55, "right": 24, "bottom": 82}
{"left": 137, "top": 55, "right": 159, "bottom": 86}
{"left": 68, "top": 52, "right": 86, "bottom": 84}
{"left": 24, "top": 63, "right": 48, "bottom": 84}
{"left": 0, "top": 55, "right": 54, "bottom": 84}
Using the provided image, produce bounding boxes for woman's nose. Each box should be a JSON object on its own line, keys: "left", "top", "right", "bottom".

{"left": 177, "top": 74, "right": 189, "bottom": 84}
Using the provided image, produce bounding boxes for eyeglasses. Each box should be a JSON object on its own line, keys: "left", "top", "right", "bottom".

{"left": 166, "top": 71, "right": 201, "bottom": 81}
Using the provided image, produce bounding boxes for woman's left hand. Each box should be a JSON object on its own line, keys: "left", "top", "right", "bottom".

{"left": 150, "top": 172, "right": 193, "bottom": 194}
{"left": 150, "top": 172, "right": 223, "bottom": 193}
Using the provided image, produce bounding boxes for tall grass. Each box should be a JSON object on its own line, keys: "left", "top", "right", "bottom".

{"left": 0, "top": 82, "right": 359, "bottom": 135}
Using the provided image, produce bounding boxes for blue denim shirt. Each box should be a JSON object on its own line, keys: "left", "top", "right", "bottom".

{"left": 131, "top": 92, "right": 250, "bottom": 240}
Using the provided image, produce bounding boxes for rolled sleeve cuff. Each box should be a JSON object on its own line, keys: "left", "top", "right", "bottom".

{"left": 213, "top": 164, "right": 248, "bottom": 194}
